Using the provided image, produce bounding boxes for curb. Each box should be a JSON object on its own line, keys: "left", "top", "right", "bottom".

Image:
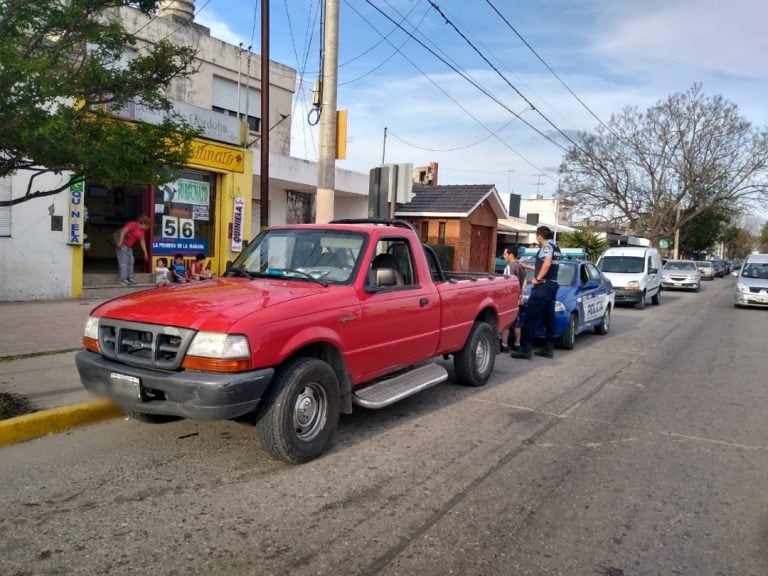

{"left": 0, "top": 399, "right": 123, "bottom": 447}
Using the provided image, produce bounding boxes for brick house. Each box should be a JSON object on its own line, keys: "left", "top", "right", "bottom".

{"left": 395, "top": 184, "right": 506, "bottom": 272}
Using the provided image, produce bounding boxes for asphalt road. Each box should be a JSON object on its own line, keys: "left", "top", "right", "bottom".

{"left": 1, "top": 277, "right": 766, "bottom": 576}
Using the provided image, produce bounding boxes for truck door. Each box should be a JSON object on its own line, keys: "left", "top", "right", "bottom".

{"left": 350, "top": 237, "right": 441, "bottom": 381}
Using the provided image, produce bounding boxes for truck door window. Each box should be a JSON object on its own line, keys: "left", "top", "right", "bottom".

{"left": 370, "top": 238, "right": 417, "bottom": 288}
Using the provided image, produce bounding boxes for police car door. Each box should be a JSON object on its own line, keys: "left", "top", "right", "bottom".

{"left": 580, "top": 262, "right": 609, "bottom": 327}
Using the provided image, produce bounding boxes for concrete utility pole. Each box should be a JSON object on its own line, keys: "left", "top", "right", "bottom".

{"left": 316, "top": 0, "right": 339, "bottom": 223}
{"left": 260, "top": 0, "right": 270, "bottom": 230}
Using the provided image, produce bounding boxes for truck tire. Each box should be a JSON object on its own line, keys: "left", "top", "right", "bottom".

{"left": 594, "top": 306, "right": 611, "bottom": 335}
{"left": 635, "top": 291, "right": 646, "bottom": 310}
{"left": 651, "top": 287, "right": 661, "bottom": 305}
{"left": 256, "top": 357, "right": 340, "bottom": 464}
{"left": 454, "top": 321, "right": 496, "bottom": 387}
{"left": 560, "top": 313, "right": 577, "bottom": 350}
{"left": 128, "top": 411, "right": 180, "bottom": 424}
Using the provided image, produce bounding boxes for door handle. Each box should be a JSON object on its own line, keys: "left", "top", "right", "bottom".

{"left": 419, "top": 297, "right": 429, "bottom": 307}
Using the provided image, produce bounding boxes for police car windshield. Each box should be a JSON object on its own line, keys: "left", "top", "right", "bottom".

{"left": 598, "top": 256, "right": 644, "bottom": 274}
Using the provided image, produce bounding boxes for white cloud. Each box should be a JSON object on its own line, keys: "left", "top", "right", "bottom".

{"left": 195, "top": 11, "right": 247, "bottom": 47}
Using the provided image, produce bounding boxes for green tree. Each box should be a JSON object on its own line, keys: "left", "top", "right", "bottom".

{"left": 0, "top": 0, "right": 200, "bottom": 207}
{"left": 760, "top": 221, "right": 768, "bottom": 251}
{"left": 557, "top": 228, "right": 607, "bottom": 262}
{"left": 558, "top": 85, "right": 768, "bottom": 247}
{"left": 678, "top": 207, "right": 732, "bottom": 257}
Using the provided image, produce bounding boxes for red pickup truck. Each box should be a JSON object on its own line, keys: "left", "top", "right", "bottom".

{"left": 76, "top": 220, "right": 520, "bottom": 462}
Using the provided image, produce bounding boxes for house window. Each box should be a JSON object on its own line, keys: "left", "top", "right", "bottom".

{"left": 212, "top": 76, "right": 261, "bottom": 132}
{"left": 0, "top": 176, "right": 11, "bottom": 237}
{"left": 421, "top": 221, "right": 429, "bottom": 242}
{"left": 438, "top": 222, "right": 446, "bottom": 244}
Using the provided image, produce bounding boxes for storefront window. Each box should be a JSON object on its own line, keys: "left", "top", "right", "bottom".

{"left": 152, "top": 170, "right": 216, "bottom": 258}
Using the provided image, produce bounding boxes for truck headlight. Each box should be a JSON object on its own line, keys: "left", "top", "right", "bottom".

{"left": 83, "top": 316, "right": 100, "bottom": 353}
{"left": 184, "top": 332, "right": 252, "bottom": 372}
{"left": 625, "top": 281, "right": 640, "bottom": 291}
{"left": 555, "top": 301, "right": 566, "bottom": 312}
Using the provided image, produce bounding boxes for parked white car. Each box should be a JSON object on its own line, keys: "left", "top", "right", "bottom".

{"left": 734, "top": 254, "right": 768, "bottom": 308}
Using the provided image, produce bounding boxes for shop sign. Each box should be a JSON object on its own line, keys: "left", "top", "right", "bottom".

{"left": 231, "top": 197, "right": 245, "bottom": 252}
{"left": 189, "top": 141, "right": 244, "bottom": 173}
{"left": 111, "top": 99, "right": 241, "bottom": 146}
{"left": 67, "top": 180, "right": 85, "bottom": 245}
{"left": 152, "top": 237, "right": 209, "bottom": 255}
{"left": 164, "top": 178, "right": 210, "bottom": 206}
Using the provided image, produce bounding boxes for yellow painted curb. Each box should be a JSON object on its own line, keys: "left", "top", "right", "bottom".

{"left": 0, "top": 399, "right": 123, "bottom": 447}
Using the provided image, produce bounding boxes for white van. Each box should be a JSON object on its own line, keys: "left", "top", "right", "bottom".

{"left": 596, "top": 246, "right": 662, "bottom": 310}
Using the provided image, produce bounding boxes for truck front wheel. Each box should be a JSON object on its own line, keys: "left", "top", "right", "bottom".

{"left": 454, "top": 321, "right": 496, "bottom": 387}
{"left": 257, "top": 357, "right": 340, "bottom": 464}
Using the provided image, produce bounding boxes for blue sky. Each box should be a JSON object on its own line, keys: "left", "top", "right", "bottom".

{"left": 194, "top": 0, "right": 768, "bottom": 207}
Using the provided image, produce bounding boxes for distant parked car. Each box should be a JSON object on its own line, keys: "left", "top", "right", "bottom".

{"left": 662, "top": 260, "right": 701, "bottom": 292}
{"left": 696, "top": 260, "right": 714, "bottom": 281}
{"left": 711, "top": 260, "right": 726, "bottom": 278}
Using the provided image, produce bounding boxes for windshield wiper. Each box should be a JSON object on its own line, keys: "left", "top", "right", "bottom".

{"left": 227, "top": 265, "right": 254, "bottom": 279}
{"left": 266, "top": 268, "right": 328, "bottom": 287}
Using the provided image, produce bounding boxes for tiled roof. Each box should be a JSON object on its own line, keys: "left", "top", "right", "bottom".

{"left": 396, "top": 184, "right": 500, "bottom": 216}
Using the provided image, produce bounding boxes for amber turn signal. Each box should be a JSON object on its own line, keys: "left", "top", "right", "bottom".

{"left": 182, "top": 356, "right": 252, "bottom": 373}
{"left": 83, "top": 336, "right": 100, "bottom": 354}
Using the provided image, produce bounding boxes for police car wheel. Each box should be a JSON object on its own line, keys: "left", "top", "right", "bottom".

{"left": 595, "top": 307, "right": 610, "bottom": 335}
{"left": 559, "top": 314, "right": 576, "bottom": 350}
{"left": 454, "top": 321, "right": 496, "bottom": 387}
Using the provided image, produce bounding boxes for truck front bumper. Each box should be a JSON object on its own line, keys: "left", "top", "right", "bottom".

{"left": 76, "top": 351, "right": 274, "bottom": 420}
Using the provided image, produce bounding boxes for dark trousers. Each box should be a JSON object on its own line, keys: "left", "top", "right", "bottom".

{"left": 521, "top": 282, "right": 557, "bottom": 351}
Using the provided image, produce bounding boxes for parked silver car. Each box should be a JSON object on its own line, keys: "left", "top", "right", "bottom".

{"left": 662, "top": 260, "right": 701, "bottom": 292}
{"left": 734, "top": 254, "right": 768, "bottom": 308}
{"left": 696, "top": 260, "right": 715, "bottom": 281}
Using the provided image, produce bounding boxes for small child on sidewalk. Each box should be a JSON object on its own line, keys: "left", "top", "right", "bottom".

{"left": 170, "top": 253, "right": 189, "bottom": 283}
{"left": 154, "top": 257, "right": 172, "bottom": 287}
{"left": 189, "top": 253, "right": 216, "bottom": 281}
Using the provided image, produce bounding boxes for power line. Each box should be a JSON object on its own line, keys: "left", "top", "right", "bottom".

{"left": 339, "top": 6, "right": 430, "bottom": 86}
{"left": 426, "top": 1, "right": 583, "bottom": 155}
{"left": 388, "top": 120, "right": 515, "bottom": 153}
{"left": 484, "top": 0, "right": 615, "bottom": 136}
{"left": 347, "top": 1, "right": 555, "bottom": 180}
{"left": 361, "top": 0, "right": 568, "bottom": 155}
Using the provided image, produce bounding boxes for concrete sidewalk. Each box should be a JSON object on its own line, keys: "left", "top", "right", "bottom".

{"left": 0, "top": 298, "right": 121, "bottom": 445}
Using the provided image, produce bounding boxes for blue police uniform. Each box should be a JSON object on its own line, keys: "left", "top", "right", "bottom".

{"left": 519, "top": 239, "right": 561, "bottom": 354}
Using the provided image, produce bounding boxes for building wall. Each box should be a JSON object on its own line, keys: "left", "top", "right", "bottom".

{"left": 118, "top": 6, "right": 296, "bottom": 155}
{"left": 0, "top": 172, "right": 78, "bottom": 300}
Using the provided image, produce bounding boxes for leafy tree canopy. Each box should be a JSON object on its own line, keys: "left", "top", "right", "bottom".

{"left": 678, "top": 207, "right": 733, "bottom": 257}
{"left": 558, "top": 84, "right": 768, "bottom": 248}
{"left": 0, "top": 0, "right": 200, "bottom": 206}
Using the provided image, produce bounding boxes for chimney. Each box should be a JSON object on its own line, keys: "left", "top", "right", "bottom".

{"left": 158, "top": 0, "right": 195, "bottom": 24}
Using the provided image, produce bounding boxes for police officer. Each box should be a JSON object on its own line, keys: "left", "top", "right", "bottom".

{"left": 511, "top": 225, "right": 561, "bottom": 360}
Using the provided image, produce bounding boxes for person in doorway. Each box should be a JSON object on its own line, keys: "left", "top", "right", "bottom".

{"left": 170, "top": 253, "right": 189, "bottom": 283}
{"left": 154, "top": 257, "right": 172, "bottom": 287}
{"left": 115, "top": 215, "right": 151, "bottom": 285}
{"left": 511, "top": 226, "right": 561, "bottom": 360}
{"left": 500, "top": 244, "right": 526, "bottom": 353}
{"left": 189, "top": 253, "right": 215, "bottom": 281}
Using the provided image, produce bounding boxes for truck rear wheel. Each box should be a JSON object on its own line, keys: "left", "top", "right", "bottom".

{"left": 256, "top": 357, "right": 340, "bottom": 464}
{"left": 454, "top": 321, "right": 496, "bottom": 387}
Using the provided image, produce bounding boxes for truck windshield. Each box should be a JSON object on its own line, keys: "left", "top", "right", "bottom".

{"left": 598, "top": 256, "right": 644, "bottom": 274}
{"left": 233, "top": 229, "right": 365, "bottom": 284}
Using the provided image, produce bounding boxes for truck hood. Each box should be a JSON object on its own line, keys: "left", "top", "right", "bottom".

{"left": 91, "top": 278, "right": 328, "bottom": 332}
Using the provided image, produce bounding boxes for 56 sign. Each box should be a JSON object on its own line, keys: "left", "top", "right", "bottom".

{"left": 162, "top": 216, "right": 195, "bottom": 239}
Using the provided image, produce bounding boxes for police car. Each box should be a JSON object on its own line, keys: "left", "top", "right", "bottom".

{"left": 520, "top": 258, "right": 615, "bottom": 349}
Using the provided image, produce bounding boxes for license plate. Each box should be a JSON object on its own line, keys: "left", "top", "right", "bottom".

{"left": 110, "top": 372, "right": 141, "bottom": 399}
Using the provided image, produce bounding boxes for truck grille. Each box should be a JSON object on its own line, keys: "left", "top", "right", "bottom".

{"left": 98, "top": 319, "right": 196, "bottom": 370}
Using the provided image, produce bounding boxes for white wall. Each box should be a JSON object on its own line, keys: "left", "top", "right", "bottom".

{"left": 0, "top": 172, "right": 76, "bottom": 300}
